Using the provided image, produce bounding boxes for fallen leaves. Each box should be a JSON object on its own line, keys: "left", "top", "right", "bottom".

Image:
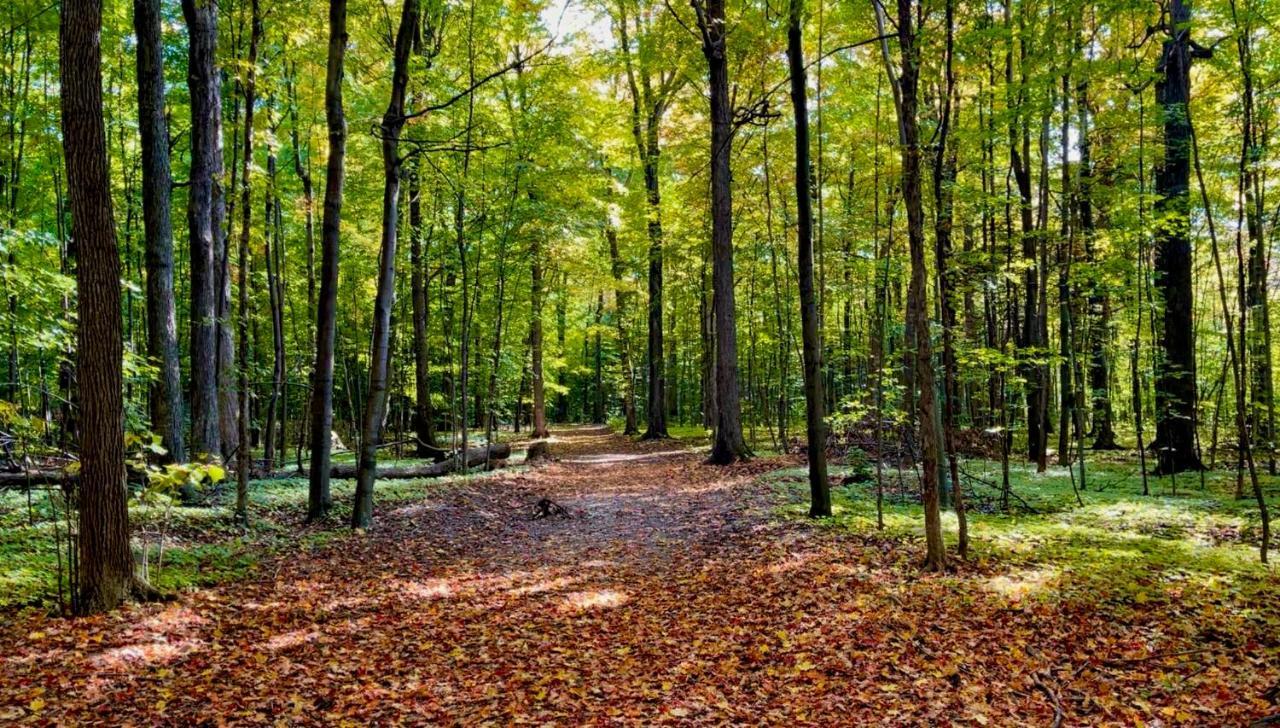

{"left": 0, "top": 425, "right": 1276, "bottom": 725}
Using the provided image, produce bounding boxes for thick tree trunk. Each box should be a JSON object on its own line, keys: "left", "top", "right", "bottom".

{"left": 352, "top": 0, "right": 418, "bottom": 529}
{"left": 1152, "top": 0, "right": 1204, "bottom": 474}
{"left": 308, "top": 0, "right": 348, "bottom": 520}
{"left": 61, "top": 0, "right": 136, "bottom": 613}
{"left": 134, "top": 0, "right": 185, "bottom": 465}
{"left": 182, "top": 0, "right": 223, "bottom": 460}
{"left": 698, "top": 0, "right": 749, "bottom": 464}
{"left": 786, "top": 0, "right": 828, "bottom": 516}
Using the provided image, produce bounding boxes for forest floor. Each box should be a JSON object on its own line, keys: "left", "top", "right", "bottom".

{"left": 2, "top": 425, "right": 1279, "bottom": 725}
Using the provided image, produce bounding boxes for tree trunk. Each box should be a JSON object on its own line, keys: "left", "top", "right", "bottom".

{"left": 61, "top": 0, "right": 136, "bottom": 613}
{"left": 352, "top": 0, "right": 418, "bottom": 529}
{"left": 234, "top": 0, "right": 261, "bottom": 525}
{"left": 182, "top": 0, "right": 223, "bottom": 460}
{"left": 134, "top": 0, "right": 185, "bottom": 465}
{"left": 409, "top": 159, "right": 437, "bottom": 452}
{"left": 893, "top": 0, "right": 945, "bottom": 571}
{"left": 307, "top": 0, "right": 348, "bottom": 520}
{"left": 931, "top": 0, "right": 966, "bottom": 556}
{"left": 607, "top": 222, "right": 638, "bottom": 435}
{"left": 786, "top": 0, "right": 828, "bottom": 516}
{"left": 698, "top": 0, "right": 749, "bottom": 464}
{"left": 1152, "top": 0, "right": 1205, "bottom": 474}
{"left": 531, "top": 237, "right": 549, "bottom": 438}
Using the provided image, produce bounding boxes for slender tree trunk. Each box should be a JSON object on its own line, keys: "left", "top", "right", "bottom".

{"left": 931, "top": 0, "right": 966, "bottom": 556}
{"left": 409, "top": 159, "right": 437, "bottom": 452}
{"left": 531, "top": 236, "right": 548, "bottom": 438}
{"left": 307, "top": 0, "right": 348, "bottom": 520}
{"left": 607, "top": 222, "right": 638, "bottom": 435}
{"left": 263, "top": 151, "right": 285, "bottom": 472}
{"left": 234, "top": 0, "right": 261, "bottom": 525}
{"left": 62, "top": 0, "right": 137, "bottom": 613}
{"left": 786, "top": 0, "right": 828, "bottom": 515}
{"left": 352, "top": 0, "right": 418, "bottom": 528}
{"left": 893, "top": 0, "right": 945, "bottom": 571}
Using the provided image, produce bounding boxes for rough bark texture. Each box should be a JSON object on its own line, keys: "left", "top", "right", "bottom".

{"left": 1152, "top": 0, "right": 1204, "bottom": 474}
{"left": 786, "top": 0, "right": 828, "bottom": 516}
{"left": 698, "top": 0, "right": 749, "bottom": 464}
{"left": 61, "top": 0, "right": 136, "bottom": 613}
{"left": 352, "top": 0, "right": 418, "bottom": 529}
{"left": 531, "top": 239, "right": 549, "bottom": 439}
{"left": 308, "top": 0, "right": 348, "bottom": 520}
{"left": 182, "top": 0, "right": 222, "bottom": 459}
{"left": 134, "top": 0, "right": 185, "bottom": 465}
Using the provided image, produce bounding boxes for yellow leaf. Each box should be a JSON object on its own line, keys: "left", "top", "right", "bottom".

{"left": 29, "top": 698, "right": 45, "bottom": 713}
{"left": 155, "top": 700, "right": 167, "bottom": 712}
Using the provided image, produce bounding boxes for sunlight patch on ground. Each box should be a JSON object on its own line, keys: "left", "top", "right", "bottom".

{"left": 508, "top": 575, "right": 581, "bottom": 596}
{"left": 90, "top": 637, "right": 203, "bottom": 670}
{"left": 561, "top": 449, "right": 688, "bottom": 465}
{"left": 264, "top": 629, "right": 320, "bottom": 652}
{"left": 389, "top": 502, "right": 447, "bottom": 518}
{"left": 758, "top": 550, "right": 819, "bottom": 576}
{"left": 982, "top": 566, "right": 1059, "bottom": 601}
{"left": 398, "top": 578, "right": 455, "bottom": 600}
{"left": 559, "top": 589, "right": 628, "bottom": 611}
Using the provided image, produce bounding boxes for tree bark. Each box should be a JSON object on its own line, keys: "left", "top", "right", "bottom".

{"left": 1152, "top": 0, "right": 1205, "bottom": 474}
{"left": 234, "top": 0, "right": 261, "bottom": 525}
{"left": 182, "top": 0, "right": 223, "bottom": 460}
{"left": 134, "top": 0, "right": 185, "bottom": 465}
{"left": 697, "top": 0, "right": 749, "bottom": 464}
{"left": 531, "top": 236, "right": 549, "bottom": 438}
{"left": 409, "top": 159, "right": 437, "bottom": 452}
{"left": 613, "top": 3, "right": 673, "bottom": 440}
{"left": 61, "top": 0, "right": 136, "bottom": 613}
{"left": 607, "top": 222, "right": 638, "bottom": 435}
{"left": 786, "top": 0, "right": 828, "bottom": 516}
{"left": 892, "top": 0, "right": 945, "bottom": 570}
{"left": 352, "top": 0, "right": 418, "bottom": 529}
{"left": 308, "top": 0, "right": 348, "bottom": 520}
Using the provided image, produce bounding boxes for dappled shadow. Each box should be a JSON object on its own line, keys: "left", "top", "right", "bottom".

{"left": 1, "top": 426, "right": 1276, "bottom": 725}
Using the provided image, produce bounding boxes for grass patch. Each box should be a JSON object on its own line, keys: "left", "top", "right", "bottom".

{"left": 0, "top": 466, "right": 470, "bottom": 612}
{"left": 771, "top": 455, "right": 1279, "bottom": 609}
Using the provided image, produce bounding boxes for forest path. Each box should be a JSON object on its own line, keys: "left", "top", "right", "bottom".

{"left": 2, "top": 426, "right": 1274, "bottom": 725}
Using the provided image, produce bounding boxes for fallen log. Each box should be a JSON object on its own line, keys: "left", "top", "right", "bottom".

{"left": 0, "top": 468, "right": 148, "bottom": 489}
{"left": 287, "top": 443, "right": 512, "bottom": 480}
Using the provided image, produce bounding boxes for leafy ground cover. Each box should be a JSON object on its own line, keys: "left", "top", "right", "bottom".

{"left": 1, "top": 426, "right": 1277, "bottom": 724}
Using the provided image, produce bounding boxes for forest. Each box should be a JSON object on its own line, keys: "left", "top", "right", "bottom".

{"left": 1, "top": 0, "right": 1279, "bottom": 721}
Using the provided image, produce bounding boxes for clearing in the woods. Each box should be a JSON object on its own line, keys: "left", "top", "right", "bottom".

{"left": 2, "top": 426, "right": 1277, "bottom": 725}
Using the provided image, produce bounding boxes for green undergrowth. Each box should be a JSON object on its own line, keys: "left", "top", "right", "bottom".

{"left": 771, "top": 455, "right": 1280, "bottom": 609}
{"left": 0, "top": 467, "right": 475, "bottom": 612}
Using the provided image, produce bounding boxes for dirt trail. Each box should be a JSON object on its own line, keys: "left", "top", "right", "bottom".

{"left": 1, "top": 426, "right": 1274, "bottom": 725}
